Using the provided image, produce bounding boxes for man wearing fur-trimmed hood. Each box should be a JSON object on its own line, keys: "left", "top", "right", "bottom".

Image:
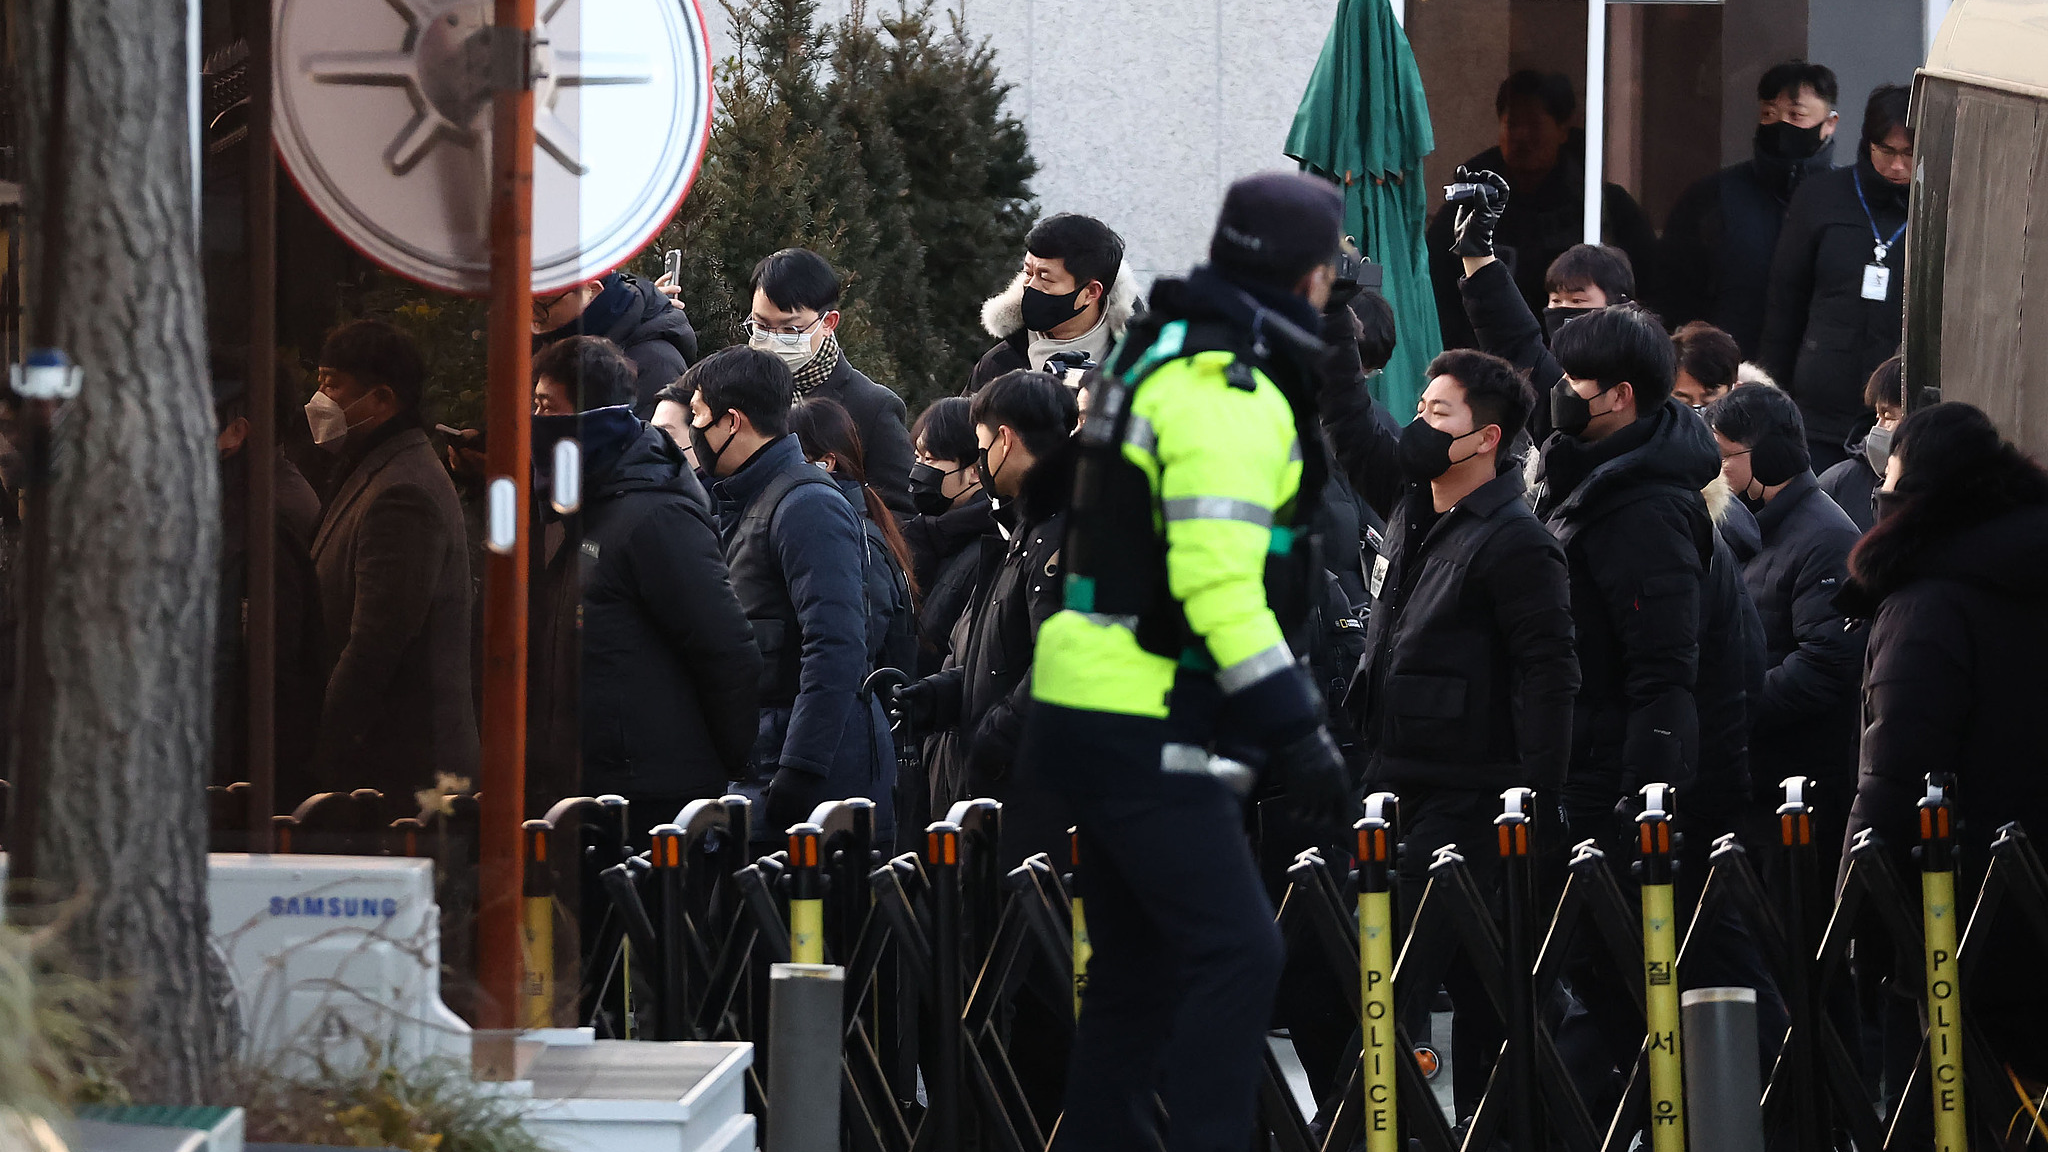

{"left": 965, "top": 213, "right": 1141, "bottom": 395}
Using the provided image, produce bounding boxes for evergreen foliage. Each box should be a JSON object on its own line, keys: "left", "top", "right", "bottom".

{"left": 350, "top": 0, "right": 1035, "bottom": 424}
{"left": 645, "top": 0, "right": 1037, "bottom": 410}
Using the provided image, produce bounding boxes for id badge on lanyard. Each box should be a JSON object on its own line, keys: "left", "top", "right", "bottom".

{"left": 1861, "top": 242, "right": 1892, "bottom": 302}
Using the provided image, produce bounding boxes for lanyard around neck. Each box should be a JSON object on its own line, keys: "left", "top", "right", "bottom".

{"left": 1853, "top": 167, "right": 1908, "bottom": 261}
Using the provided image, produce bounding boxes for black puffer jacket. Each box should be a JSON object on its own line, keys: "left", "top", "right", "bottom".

{"left": 1760, "top": 157, "right": 1907, "bottom": 447}
{"left": 922, "top": 447, "right": 1072, "bottom": 868}
{"left": 531, "top": 415, "right": 761, "bottom": 805}
{"left": 1843, "top": 501, "right": 2048, "bottom": 1076}
{"left": 1320, "top": 378, "right": 1579, "bottom": 794}
{"left": 904, "top": 493, "right": 994, "bottom": 677}
{"left": 1693, "top": 483, "right": 1766, "bottom": 831}
{"left": 1818, "top": 436, "right": 1883, "bottom": 533}
{"left": 1533, "top": 400, "right": 1723, "bottom": 814}
{"left": 1844, "top": 503, "right": 2048, "bottom": 871}
{"left": 1740, "top": 472, "right": 1866, "bottom": 817}
{"left": 806, "top": 352, "right": 916, "bottom": 518}
{"left": 537, "top": 274, "right": 699, "bottom": 420}
{"left": 1656, "top": 143, "right": 1837, "bottom": 356}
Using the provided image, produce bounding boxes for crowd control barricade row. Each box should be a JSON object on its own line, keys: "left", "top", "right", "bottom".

{"left": 193, "top": 773, "right": 2048, "bottom": 1152}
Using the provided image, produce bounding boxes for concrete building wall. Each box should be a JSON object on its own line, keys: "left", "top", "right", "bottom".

{"left": 704, "top": 0, "right": 1344, "bottom": 287}
{"left": 1810, "top": 0, "right": 1927, "bottom": 143}
{"left": 693, "top": 0, "right": 1936, "bottom": 288}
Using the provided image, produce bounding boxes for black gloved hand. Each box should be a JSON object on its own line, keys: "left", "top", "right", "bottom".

{"left": 765, "top": 764, "right": 831, "bottom": 834}
{"left": 1274, "top": 726, "right": 1361, "bottom": 836}
{"left": 1448, "top": 166, "right": 1511, "bottom": 258}
{"left": 887, "top": 677, "right": 940, "bottom": 729}
{"left": 1315, "top": 304, "right": 1367, "bottom": 396}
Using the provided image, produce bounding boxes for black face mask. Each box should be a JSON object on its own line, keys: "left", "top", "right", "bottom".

{"left": 1022, "top": 285, "right": 1088, "bottom": 334}
{"left": 1872, "top": 488, "right": 1907, "bottom": 522}
{"left": 1543, "top": 305, "right": 1599, "bottom": 344}
{"left": 691, "top": 413, "right": 736, "bottom": 474}
{"left": 1398, "top": 418, "right": 1488, "bottom": 480}
{"left": 909, "top": 461, "right": 963, "bottom": 517}
{"left": 1550, "top": 378, "right": 1601, "bottom": 438}
{"left": 1756, "top": 119, "right": 1829, "bottom": 161}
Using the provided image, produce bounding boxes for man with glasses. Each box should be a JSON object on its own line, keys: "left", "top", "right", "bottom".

{"left": 1704, "top": 383, "right": 1863, "bottom": 874}
{"left": 532, "top": 269, "right": 699, "bottom": 419}
{"left": 746, "top": 248, "right": 915, "bottom": 517}
{"left": 1761, "top": 83, "right": 1913, "bottom": 472}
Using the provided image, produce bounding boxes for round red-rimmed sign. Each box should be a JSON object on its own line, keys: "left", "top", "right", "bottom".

{"left": 273, "top": 0, "right": 712, "bottom": 295}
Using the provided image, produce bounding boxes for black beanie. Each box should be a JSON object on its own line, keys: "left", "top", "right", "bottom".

{"left": 1209, "top": 172, "right": 1344, "bottom": 288}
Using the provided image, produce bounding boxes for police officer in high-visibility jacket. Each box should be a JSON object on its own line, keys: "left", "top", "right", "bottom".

{"left": 1025, "top": 172, "right": 1358, "bottom": 1150}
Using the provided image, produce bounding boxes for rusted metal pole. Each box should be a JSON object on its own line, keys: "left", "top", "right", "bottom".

{"left": 244, "top": 0, "right": 278, "bottom": 853}
{"left": 475, "top": 0, "right": 535, "bottom": 1034}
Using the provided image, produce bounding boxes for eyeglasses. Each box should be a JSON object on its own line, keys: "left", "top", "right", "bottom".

{"left": 743, "top": 314, "right": 824, "bottom": 341}
{"left": 532, "top": 290, "right": 576, "bottom": 325}
{"left": 1870, "top": 140, "right": 1914, "bottom": 162}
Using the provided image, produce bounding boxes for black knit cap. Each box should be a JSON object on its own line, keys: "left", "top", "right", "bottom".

{"left": 1209, "top": 171, "right": 1344, "bottom": 288}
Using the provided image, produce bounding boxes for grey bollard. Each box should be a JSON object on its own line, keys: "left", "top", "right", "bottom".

{"left": 767, "top": 962, "right": 844, "bottom": 1152}
{"left": 1681, "top": 987, "right": 1766, "bottom": 1152}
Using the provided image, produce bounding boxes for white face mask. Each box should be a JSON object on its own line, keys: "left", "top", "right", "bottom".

{"left": 749, "top": 326, "right": 821, "bottom": 370}
{"left": 305, "top": 389, "right": 371, "bottom": 447}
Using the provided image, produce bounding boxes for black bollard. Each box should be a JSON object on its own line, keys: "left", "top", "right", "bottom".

{"left": 1496, "top": 787, "right": 1537, "bottom": 1152}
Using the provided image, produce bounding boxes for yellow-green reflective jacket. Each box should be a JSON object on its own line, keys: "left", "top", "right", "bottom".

{"left": 1033, "top": 316, "right": 1312, "bottom": 720}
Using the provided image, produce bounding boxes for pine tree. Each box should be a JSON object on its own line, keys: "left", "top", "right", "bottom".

{"left": 850, "top": 3, "right": 1035, "bottom": 402}
{"left": 646, "top": 0, "right": 1035, "bottom": 410}
{"left": 651, "top": 0, "right": 903, "bottom": 394}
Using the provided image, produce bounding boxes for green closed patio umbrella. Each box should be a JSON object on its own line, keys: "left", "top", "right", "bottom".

{"left": 1285, "top": 0, "right": 1440, "bottom": 421}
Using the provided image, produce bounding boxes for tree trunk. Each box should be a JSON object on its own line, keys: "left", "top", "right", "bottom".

{"left": 11, "top": 0, "right": 227, "bottom": 1098}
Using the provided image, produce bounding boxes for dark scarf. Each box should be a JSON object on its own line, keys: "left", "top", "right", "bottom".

{"left": 791, "top": 333, "right": 841, "bottom": 399}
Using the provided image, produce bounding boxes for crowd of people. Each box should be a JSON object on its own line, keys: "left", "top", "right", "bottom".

{"left": 212, "top": 53, "right": 2048, "bottom": 1151}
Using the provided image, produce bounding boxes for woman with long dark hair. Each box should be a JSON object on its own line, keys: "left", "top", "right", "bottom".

{"left": 1840, "top": 401, "right": 2048, "bottom": 1081}
{"left": 790, "top": 397, "right": 920, "bottom": 679}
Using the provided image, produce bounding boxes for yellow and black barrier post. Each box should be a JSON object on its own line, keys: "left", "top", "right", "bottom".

{"left": 788, "top": 822, "right": 826, "bottom": 965}
{"left": 1918, "top": 779, "right": 1968, "bottom": 1152}
{"left": 521, "top": 818, "right": 554, "bottom": 1029}
{"left": 1355, "top": 801, "right": 1399, "bottom": 1151}
{"left": 1496, "top": 787, "right": 1538, "bottom": 1150}
{"left": 1636, "top": 784, "right": 1685, "bottom": 1152}
{"left": 1068, "top": 827, "right": 1090, "bottom": 1021}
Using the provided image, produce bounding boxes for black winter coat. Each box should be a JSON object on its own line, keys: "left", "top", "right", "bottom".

{"left": 1818, "top": 436, "right": 1882, "bottom": 533}
{"left": 806, "top": 352, "right": 916, "bottom": 519}
{"left": 1694, "top": 485, "right": 1766, "bottom": 829}
{"left": 546, "top": 274, "right": 699, "bottom": 420}
{"left": 904, "top": 494, "right": 994, "bottom": 677}
{"left": 1656, "top": 144, "right": 1837, "bottom": 356}
{"left": 1760, "top": 157, "right": 1907, "bottom": 446}
{"left": 1533, "top": 401, "right": 1723, "bottom": 813}
{"left": 1321, "top": 379, "right": 1579, "bottom": 794}
{"left": 1844, "top": 503, "right": 2048, "bottom": 871}
{"left": 533, "top": 417, "right": 761, "bottom": 807}
{"left": 922, "top": 450, "right": 1072, "bottom": 869}
{"left": 1738, "top": 473, "right": 1866, "bottom": 812}
{"left": 1427, "top": 145, "right": 1659, "bottom": 351}
{"left": 1847, "top": 502, "right": 2048, "bottom": 1073}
